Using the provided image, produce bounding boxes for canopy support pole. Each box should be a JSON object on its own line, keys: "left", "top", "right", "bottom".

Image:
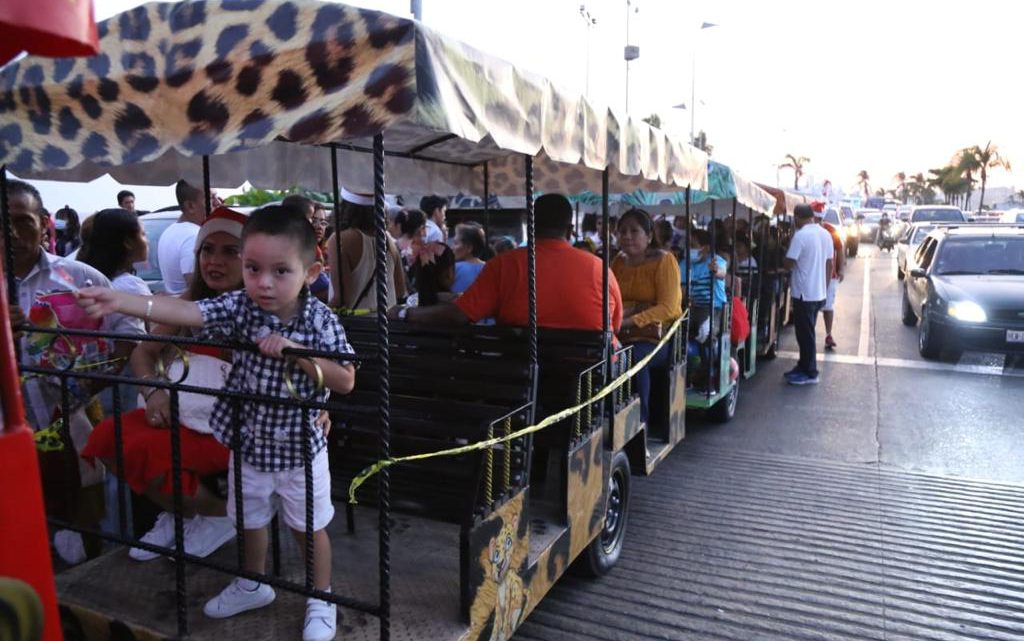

{"left": 730, "top": 198, "right": 738, "bottom": 305}
{"left": 525, "top": 156, "right": 537, "bottom": 370}
{"left": 685, "top": 186, "right": 692, "bottom": 342}
{"left": 483, "top": 162, "right": 490, "bottom": 232}
{"left": 708, "top": 199, "right": 716, "bottom": 400}
{"left": 602, "top": 168, "right": 611, "bottom": 383}
{"left": 745, "top": 205, "right": 754, "bottom": 311}
{"left": 330, "top": 145, "right": 344, "bottom": 310}
{"left": 1, "top": 165, "right": 14, "bottom": 307}
{"left": 202, "top": 155, "right": 212, "bottom": 219}
{"left": 372, "top": 133, "right": 392, "bottom": 641}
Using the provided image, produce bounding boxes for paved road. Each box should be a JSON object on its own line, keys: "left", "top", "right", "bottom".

{"left": 515, "top": 243, "right": 1024, "bottom": 641}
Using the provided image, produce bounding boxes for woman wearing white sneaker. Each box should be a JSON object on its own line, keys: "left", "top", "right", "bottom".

{"left": 82, "top": 209, "right": 250, "bottom": 560}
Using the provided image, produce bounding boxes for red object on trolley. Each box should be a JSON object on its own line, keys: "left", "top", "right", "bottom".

{"left": 0, "top": 0, "right": 99, "bottom": 65}
{"left": 0, "top": 267, "right": 64, "bottom": 641}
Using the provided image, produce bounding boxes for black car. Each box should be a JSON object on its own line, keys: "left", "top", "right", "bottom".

{"left": 902, "top": 224, "right": 1024, "bottom": 359}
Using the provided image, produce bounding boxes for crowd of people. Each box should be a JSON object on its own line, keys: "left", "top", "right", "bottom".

{"left": 3, "top": 175, "right": 840, "bottom": 641}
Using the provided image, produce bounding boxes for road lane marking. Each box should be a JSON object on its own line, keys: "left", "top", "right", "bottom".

{"left": 777, "top": 350, "right": 1024, "bottom": 379}
{"left": 858, "top": 256, "right": 871, "bottom": 359}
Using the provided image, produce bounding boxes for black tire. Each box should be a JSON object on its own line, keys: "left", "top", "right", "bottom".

{"left": 918, "top": 309, "right": 942, "bottom": 359}
{"left": 708, "top": 381, "right": 739, "bottom": 423}
{"left": 578, "top": 451, "right": 630, "bottom": 577}
{"left": 901, "top": 288, "right": 917, "bottom": 326}
{"left": 897, "top": 265, "right": 905, "bottom": 280}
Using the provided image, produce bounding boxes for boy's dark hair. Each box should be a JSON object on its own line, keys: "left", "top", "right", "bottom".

{"left": 398, "top": 208, "right": 426, "bottom": 237}
{"left": 5, "top": 179, "right": 43, "bottom": 219}
{"left": 175, "top": 179, "right": 202, "bottom": 209}
{"left": 243, "top": 205, "right": 318, "bottom": 265}
{"left": 117, "top": 190, "right": 135, "bottom": 205}
{"left": 282, "top": 194, "right": 316, "bottom": 217}
{"left": 692, "top": 229, "right": 711, "bottom": 248}
{"left": 419, "top": 195, "right": 447, "bottom": 216}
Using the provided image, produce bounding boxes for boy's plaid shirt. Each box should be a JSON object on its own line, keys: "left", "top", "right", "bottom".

{"left": 196, "top": 290, "right": 353, "bottom": 472}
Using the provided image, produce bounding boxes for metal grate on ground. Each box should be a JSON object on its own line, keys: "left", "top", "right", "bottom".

{"left": 514, "top": 447, "right": 1024, "bottom": 641}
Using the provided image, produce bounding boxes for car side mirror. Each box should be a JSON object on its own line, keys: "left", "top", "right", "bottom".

{"left": 909, "top": 268, "right": 927, "bottom": 279}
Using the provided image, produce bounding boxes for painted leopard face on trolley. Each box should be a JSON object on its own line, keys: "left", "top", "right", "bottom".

{"left": 0, "top": 0, "right": 417, "bottom": 173}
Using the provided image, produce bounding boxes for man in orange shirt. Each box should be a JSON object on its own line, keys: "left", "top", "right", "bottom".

{"left": 393, "top": 193, "right": 623, "bottom": 332}
{"left": 813, "top": 207, "right": 845, "bottom": 350}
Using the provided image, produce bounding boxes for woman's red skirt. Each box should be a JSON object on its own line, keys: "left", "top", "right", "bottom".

{"left": 81, "top": 409, "right": 229, "bottom": 497}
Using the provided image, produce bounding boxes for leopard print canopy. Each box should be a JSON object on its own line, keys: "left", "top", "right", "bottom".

{"left": 0, "top": 0, "right": 708, "bottom": 196}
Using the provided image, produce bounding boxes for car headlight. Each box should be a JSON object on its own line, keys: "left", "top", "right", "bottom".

{"left": 847, "top": 225, "right": 858, "bottom": 237}
{"left": 947, "top": 300, "right": 987, "bottom": 323}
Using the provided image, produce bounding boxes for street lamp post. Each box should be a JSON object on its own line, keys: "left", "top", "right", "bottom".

{"left": 690, "top": 21, "right": 717, "bottom": 145}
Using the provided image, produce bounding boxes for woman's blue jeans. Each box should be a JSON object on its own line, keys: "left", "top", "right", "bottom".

{"left": 630, "top": 339, "right": 672, "bottom": 424}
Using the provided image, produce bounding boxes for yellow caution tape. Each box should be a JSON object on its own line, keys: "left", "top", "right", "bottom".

{"left": 347, "top": 316, "right": 685, "bottom": 503}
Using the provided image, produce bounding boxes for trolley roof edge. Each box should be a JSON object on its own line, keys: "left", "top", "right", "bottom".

{"left": 0, "top": 0, "right": 709, "bottom": 196}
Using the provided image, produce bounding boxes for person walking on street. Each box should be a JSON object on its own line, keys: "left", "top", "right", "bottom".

{"left": 813, "top": 205, "right": 845, "bottom": 350}
{"left": 783, "top": 205, "right": 834, "bottom": 385}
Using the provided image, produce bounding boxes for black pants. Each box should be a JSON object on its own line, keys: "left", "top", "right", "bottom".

{"left": 792, "top": 298, "right": 824, "bottom": 377}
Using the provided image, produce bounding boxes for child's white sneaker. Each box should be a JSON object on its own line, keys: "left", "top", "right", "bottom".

{"left": 303, "top": 596, "right": 337, "bottom": 641}
{"left": 183, "top": 515, "right": 235, "bottom": 558}
{"left": 130, "top": 512, "right": 175, "bottom": 561}
{"left": 203, "top": 578, "right": 275, "bottom": 619}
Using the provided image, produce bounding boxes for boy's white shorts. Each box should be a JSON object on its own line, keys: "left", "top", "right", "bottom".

{"left": 227, "top": 449, "right": 334, "bottom": 532}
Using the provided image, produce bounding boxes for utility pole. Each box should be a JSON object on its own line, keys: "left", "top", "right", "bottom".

{"left": 624, "top": 1, "right": 640, "bottom": 113}
{"left": 579, "top": 5, "right": 597, "bottom": 97}
{"left": 410, "top": 0, "right": 422, "bottom": 21}
{"left": 690, "top": 22, "right": 717, "bottom": 145}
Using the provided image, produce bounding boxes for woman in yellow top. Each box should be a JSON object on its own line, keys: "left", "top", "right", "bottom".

{"left": 611, "top": 208, "right": 683, "bottom": 424}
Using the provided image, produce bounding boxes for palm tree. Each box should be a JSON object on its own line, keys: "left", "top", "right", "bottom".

{"left": 779, "top": 154, "right": 810, "bottom": 190}
{"left": 894, "top": 171, "right": 908, "bottom": 203}
{"left": 968, "top": 141, "right": 1012, "bottom": 212}
{"left": 856, "top": 170, "right": 870, "bottom": 200}
{"left": 952, "top": 147, "right": 981, "bottom": 209}
{"left": 642, "top": 113, "right": 662, "bottom": 129}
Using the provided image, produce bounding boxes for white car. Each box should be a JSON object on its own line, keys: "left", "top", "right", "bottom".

{"left": 70, "top": 210, "right": 182, "bottom": 294}
{"left": 896, "top": 223, "right": 936, "bottom": 280}
{"left": 909, "top": 205, "right": 966, "bottom": 224}
{"left": 1000, "top": 209, "right": 1024, "bottom": 224}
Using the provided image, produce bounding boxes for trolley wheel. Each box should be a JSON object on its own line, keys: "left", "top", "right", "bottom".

{"left": 577, "top": 450, "right": 631, "bottom": 577}
{"left": 708, "top": 381, "right": 739, "bottom": 423}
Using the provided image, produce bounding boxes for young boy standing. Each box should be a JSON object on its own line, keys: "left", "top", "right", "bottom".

{"left": 78, "top": 206, "right": 355, "bottom": 641}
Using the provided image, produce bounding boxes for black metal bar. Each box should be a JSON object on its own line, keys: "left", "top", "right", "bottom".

{"left": 406, "top": 133, "right": 458, "bottom": 156}
{"left": 1, "top": 165, "right": 15, "bottom": 307}
{"left": 685, "top": 186, "right": 692, "bottom": 340}
{"left": 111, "top": 383, "right": 128, "bottom": 540}
{"left": 304, "top": 423, "right": 314, "bottom": 592}
{"left": 331, "top": 145, "right": 343, "bottom": 305}
{"left": 730, "top": 198, "right": 738, "bottom": 302}
{"left": 333, "top": 142, "right": 477, "bottom": 169}
{"left": 483, "top": 162, "right": 490, "bottom": 233}
{"left": 168, "top": 390, "right": 189, "bottom": 638}
{"left": 525, "top": 155, "right": 537, "bottom": 370}
{"left": 44, "top": 517, "right": 381, "bottom": 614}
{"left": 708, "top": 199, "right": 716, "bottom": 400}
{"left": 271, "top": 516, "right": 281, "bottom": 576}
{"left": 372, "top": 132, "right": 392, "bottom": 641}
{"left": 15, "top": 324, "right": 363, "bottom": 363}
{"left": 601, "top": 168, "right": 611, "bottom": 387}
{"left": 202, "top": 155, "right": 212, "bottom": 220}
{"left": 745, "top": 205, "right": 754, "bottom": 311}
{"left": 232, "top": 398, "right": 246, "bottom": 571}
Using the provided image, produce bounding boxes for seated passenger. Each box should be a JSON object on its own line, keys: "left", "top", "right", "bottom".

{"left": 82, "top": 208, "right": 250, "bottom": 561}
{"left": 392, "top": 193, "right": 623, "bottom": 333}
{"left": 3, "top": 180, "right": 112, "bottom": 564}
{"left": 451, "top": 223, "right": 488, "bottom": 294}
{"left": 681, "top": 229, "right": 728, "bottom": 342}
{"left": 407, "top": 242, "right": 457, "bottom": 307}
{"left": 611, "top": 209, "right": 682, "bottom": 423}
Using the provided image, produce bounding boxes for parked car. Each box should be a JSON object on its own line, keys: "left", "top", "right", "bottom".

{"left": 896, "top": 204, "right": 915, "bottom": 222}
{"left": 70, "top": 210, "right": 180, "bottom": 293}
{"left": 896, "top": 223, "right": 935, "bottom": 279}
{"left": 999, "top": 209, "right": 1024, "bottom": 224}
{"left": 902, "top": 224, "right": 1024, "bottom": 359}
{"left": 908, "top": 205, "right": 965, "bottom": 224}
{"left": 822, "top": 207, "right": 853, "bottom": 256}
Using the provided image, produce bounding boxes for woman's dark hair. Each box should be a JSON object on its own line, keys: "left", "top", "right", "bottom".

{"left": 398, "top": 208, "right": 427, "bottom": 238}
{"left": 54, "top": 206, "right": 81, "bottom": 235}
{"left": 618, "top": 208, "right": 655, "bottom": 247}
{"left": 455, "top": 223, "right": 487, "bottom": 259}
{"left": 411, "top": 242, "right": 456, "bottom": 306}
{"left": 341, "top": 201, "right": 376, "bottom": 233}
{"left": 77, "top": 208, "right": 141, "bottom": 278}
{"left": 653, "top": 219, "right": 673, "bottom": 250}
{"left": 185, "top": 232, "right": 243, "bottom": 303}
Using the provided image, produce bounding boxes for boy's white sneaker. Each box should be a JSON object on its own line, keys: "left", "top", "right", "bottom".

{"left": 203, "top": 579, "right": 275, "bottom": 619}
{"left": 303, "top": 597, "right": 337, "bottom": 641}
{"left": 129, "top": 512, "right": 175, "bottom": 561}
{"left": 183, "top": 515, "right": 235, "bottom": 558}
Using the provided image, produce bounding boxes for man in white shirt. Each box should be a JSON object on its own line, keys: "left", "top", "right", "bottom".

{"left": 420, "top": 194, "right": 448, "bottom": 243}
{"left": 158, "top": 179, "right": 220, "bottom": 296}
{"left": 783, "top": 205, "right": 834, "bottom": 385}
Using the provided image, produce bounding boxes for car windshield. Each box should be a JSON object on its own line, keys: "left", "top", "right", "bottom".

{"left": 824, "top": 210, "right": 841, "bottom": 225}
{"left": 914, "top": 208, "right": 963, "bottom": 222}
{"left": 933, "top": 237, "right": 1024, "bottom": 275}
{"left": 910, "top": 226, "right": 934, "bottom": 245}
{"left": 133, "top": 217, "right": 177, "bottom": 281}
{"left": 864, "top": 213, "right": 882, "bottom": 223}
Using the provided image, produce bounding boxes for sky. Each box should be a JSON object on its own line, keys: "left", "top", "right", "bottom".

{"left": 23, "top": 0, "right": 1024, "bottom": 211}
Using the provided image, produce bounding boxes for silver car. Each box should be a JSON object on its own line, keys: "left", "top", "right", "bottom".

{"left": 896, "top": 223, "right": 935, "bottom": 280}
